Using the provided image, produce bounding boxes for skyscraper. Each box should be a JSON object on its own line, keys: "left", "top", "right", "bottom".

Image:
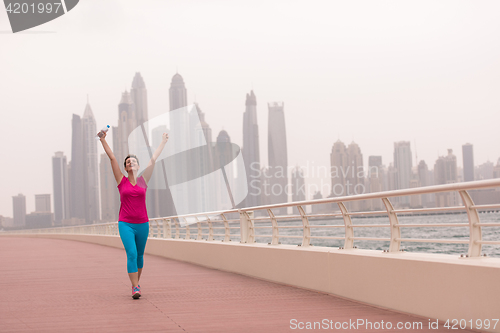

{"left": 330, "top": 140, "right": 348, "bottom": 197}
{"left": 70, "top": 102, "right": 100, "bottom": 224}
{"left": 267, "top": 102, "right": 288, "bottom": 215}
{"left": 215, "top": 130, "right": 236, "bottom": 210}
{"left": 113, "top": 91, "right": 137, "bottom": 174}
{"left": 13, "top": 194, "right": 26, "bottom": 228}
{"left": 409, "top": 178, "right": 422, "bottom": 208}
{"left": 131, "top": 72, "right": 148, "bottom": 126}
{"left": 168, "top": 73, "right": 189, "bottom": 215}
{"left": 82, "top": 102, "right": 100, "bottom": 223}
{"left": 189, "top": 103, "right": 214, "bottom": 214}
{"left": 191, "top": 103, "right": 212, "bottom": 144}
{"left": 387, "top": 163, "right": 398, "bottom": 192}
{"left": 169, "top": 73, "right": 187, "bottom": 111}
{"left": 260, "top": 166, "right": 271, "bottom": 207}
{"left": 368, "top": 156, "right": 382, "bottom": 175}
{"left": 70, "top": 114, "right": 85, "bottom": 220}
{"left": 346, "top": 142, "right": 364, "bottom": 211}
{"left": 368, "top": 156, "right": 383, "bottom": 210}
{"left": 35, "top": 194, "right": 51, "bottom": 212}
{"left": 417, "top": 160, "right": 429, "bottom": 186}
{"left": 346, "top": 142, "right": 364, "bottom": 194}
{"left": 28, "top": 194, "right": 54, "bottom": 228}
{"left": 291, "top": 166, "right": 305, "bottom": 214}
{"left": 52, "top": 151, "right": 69, "bottom": 225}
{"left": 417, "top": 160, "right": 432, "bottom": 207}
{"left": 477, "top": 161, "right": 494, "bottom": 180}
{"left": 242, "top": 90, "right": 261, "bottom": 208}
{"left": 107, "top": 89, "right": 138, "bottom": 221}
{"left": 434, "top": 149, "right": 458, "bottom": 207}
{"left": 462, "top": 143, "right": 474, "bottom": 182}
{"left": 312, "top": 191, "right": 324, "bottom": 214}
{"left": 393, "top": 141, "right": 413, "bottom": 206}
{"left": 493, "top": 159, "right": 500, "bottom": 179}
{"left": 25, "top": 211, "right": 53, "bottom": 229}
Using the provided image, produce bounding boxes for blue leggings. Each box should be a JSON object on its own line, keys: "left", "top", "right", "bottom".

{"left": 118, "top": 221, "right": 149, "bottom": 273}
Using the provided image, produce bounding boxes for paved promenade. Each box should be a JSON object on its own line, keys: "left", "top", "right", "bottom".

{"left": 0, "top": 237, "right": 478, "bottom": 332}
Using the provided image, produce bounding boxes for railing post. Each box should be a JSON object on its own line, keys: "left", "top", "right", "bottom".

{"left": 163, "top": 218, "right": 171, "bottom": 239}
{"left": 150, "top": 220, "right": 156, "bottom": 238}
{"left": 459, "top": 190, "right": 482, "bottom": 257}
{"left": 267, "top": 209, "right": 279, "bottom": 245}
{"left": 298, "top": 205, "right": 310, "bottom": 247}
{"left": 196, "top": 222, "right": 203, "bottom": 240}
{"left": 221, "top": 213, "right": 230, "bottom": 242}
{"left": 155, "top": 220, "right": 161, "bottom": 238}
{"left": 184, "top": 218, "right": 190, "bottom": 240}
{"left": 382, "top": 198, "right": 401, "bottom": 252}
{"left": 239, "top": 210, "right": 254, "bottom": 243}
{"left": 206, "top": 215, "right": 214, "bottom": 241}
{"left": 174, "top": 219, "right": 180, "bottom": 239}
{"left": 338, "top": 202, "right": 353, "bottom": 249}
{"left": 196, "top": 217, "right": 203, "bottom": 240}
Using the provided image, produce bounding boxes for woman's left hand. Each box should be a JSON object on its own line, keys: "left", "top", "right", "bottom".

{"left": 162, "top": 133, "right": 169, "bottom": 143}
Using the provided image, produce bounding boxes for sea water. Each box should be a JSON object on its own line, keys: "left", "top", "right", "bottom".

{"left": 248, "top": 212, "right": 500, "bottom": 258}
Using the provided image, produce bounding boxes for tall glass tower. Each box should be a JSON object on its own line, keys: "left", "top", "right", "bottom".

{"left": 70, "top": 114, "right": 85, "bottom": 221}
{"left": 267, "top": 102, "right": 288, "bottom": 214}
{"left": 52, "top": 151, "right": 69, "bottom": 225}
{"left": 167, "top": 73, "right": 189, "bottom": 216}
{"left": 81, "top": 102, "right": 100, "bottom": 223}
{"left": 462, "top": 143, "right": 474, "bottom": 182}
{"left": 242, "top": 90, "right": 261, "bottom": 208}
{"left": 393, "top": 141, "right": 413, "bottom": 206}
{"left": 131, "top": 72, "right": 148, "bottom": 126}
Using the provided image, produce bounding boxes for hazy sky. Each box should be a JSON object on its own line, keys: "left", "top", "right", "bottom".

{"left": 1, "top": 0, "right": 499, "bottom": 217}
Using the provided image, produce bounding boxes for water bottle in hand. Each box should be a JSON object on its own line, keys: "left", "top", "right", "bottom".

{"left": 96, "top": 125, "right": 110, "bottom": 140}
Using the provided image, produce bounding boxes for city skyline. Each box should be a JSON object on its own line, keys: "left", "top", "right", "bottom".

{"left": 4, "top": 76, "right": 500, "bottom": 223}
{"left": 2, "top": 1, "right": 500, "bottom": 217}
{"left": 2, "top": 74, "right": 500, "bottom": 219}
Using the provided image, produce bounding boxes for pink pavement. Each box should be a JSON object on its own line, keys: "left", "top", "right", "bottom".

{"left": 0, "top": 237, "right": 476, "bottom": 332}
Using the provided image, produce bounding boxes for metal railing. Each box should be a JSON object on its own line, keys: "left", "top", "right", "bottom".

{"left": 5, "top": 179, "right": 500, "bottom": 258}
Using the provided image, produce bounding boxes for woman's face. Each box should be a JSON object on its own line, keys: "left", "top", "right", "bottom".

{"left": 125, "top": 157, "right": 139, "bottom": 172}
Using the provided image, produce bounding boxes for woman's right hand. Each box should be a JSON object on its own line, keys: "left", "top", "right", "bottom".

{"left": 99, "top": 131, "right": 107, "bottom": 141}
{"left": 162, "top": 132, "right": 169, "bottom": 143}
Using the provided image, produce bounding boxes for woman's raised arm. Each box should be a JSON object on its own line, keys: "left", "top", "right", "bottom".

{"left": 142, "top": 133, "right": 169, "bottom": 184}
{"left": 99, "top": 131, "right": 123, "bottom": 185}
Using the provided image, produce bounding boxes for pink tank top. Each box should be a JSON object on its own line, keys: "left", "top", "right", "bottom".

{"left": 117, "top": 176, "right": 149, "bottom": 223}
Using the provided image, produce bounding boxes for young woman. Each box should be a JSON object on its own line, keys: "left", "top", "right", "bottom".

{"left": 100, "top": 131, "right": 169, "bottom": 299}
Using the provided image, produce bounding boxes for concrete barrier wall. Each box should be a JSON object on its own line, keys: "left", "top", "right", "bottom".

{"left": 6, "top": 234, "right": 500, "bottom": 332}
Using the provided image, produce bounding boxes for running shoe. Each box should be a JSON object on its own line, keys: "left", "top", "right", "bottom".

{"left": 132, "top": 286, "right": 141, "bottom": 299}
